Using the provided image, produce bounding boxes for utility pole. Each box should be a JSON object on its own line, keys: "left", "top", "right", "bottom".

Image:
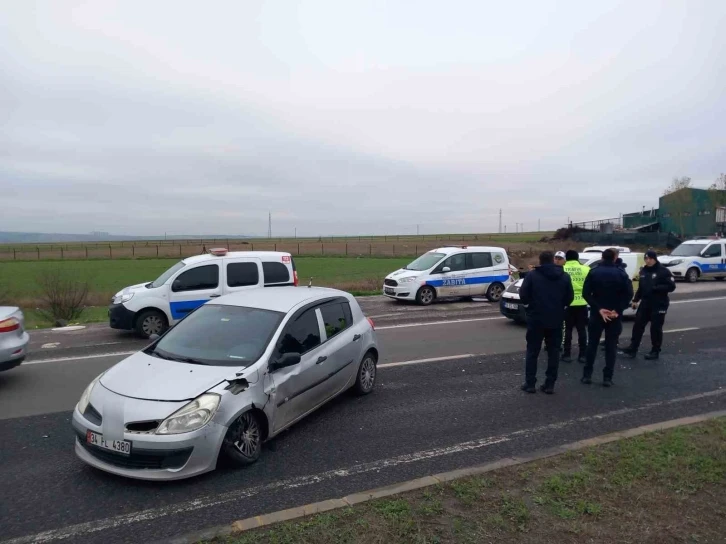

{"left": 498, "top": 209, "right": 502, "bottom": 234}
{"left": 268, "top": 212, "right": 272, "bottom": 239}
{"left": 504, "top": 225, "right": 507, "bottom": 233}
{"left": 294, "top": 227, "right": 297, "bottom": 239}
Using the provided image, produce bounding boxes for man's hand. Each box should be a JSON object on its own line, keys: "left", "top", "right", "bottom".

{"left": 599, "top": 309, "right": 613, "bottom": 322}
{"left": 631, "top": 301, "right": 639, "bottom": 310}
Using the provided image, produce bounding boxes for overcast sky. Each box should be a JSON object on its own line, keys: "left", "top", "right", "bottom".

{"left": 2, "top": 0, "right": 725, "bottom": 237}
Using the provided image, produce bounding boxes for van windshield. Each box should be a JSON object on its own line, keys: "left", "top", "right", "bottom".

{"left": 671, "top": 244, "right": 707, "bottom": 257}
{"left": 405, "top": 252, "right": 446, "bottom": 271}
{"left": 151, "top": 262, "right": 186, "bottom": 288}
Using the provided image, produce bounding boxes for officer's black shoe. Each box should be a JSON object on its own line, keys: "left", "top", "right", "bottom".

{"left": 521, "top": 383, "right": 536, "bottom": 394}
{"left": 578, "top": 355, "right": 587, "bottom": 364}
{"left": 644, "top": 351, "right": 660, "bottom": 360}
{"left": 561, "top": 354, "right": 572, "bottom": 363}
{"left": 621, "top": 348, "right": 637, "bottom": 359}
{"left": 540, "top": 383, "right": 555, "bottom": 395}
{"left": 602, "top": 378, "right": 614, "bottom": 388}
{"left": 580, "top": 376, "right": 592, "bottom": 385}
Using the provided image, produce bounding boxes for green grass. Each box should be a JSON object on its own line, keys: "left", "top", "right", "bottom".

{"left": 0, "top": 257, "right": 412, "bottom": 318}
{"left": 209, "top": 418, "right": 726, "bottom": 544}
{"left": 23, "top": 306, "right": 110, "bottom": 330}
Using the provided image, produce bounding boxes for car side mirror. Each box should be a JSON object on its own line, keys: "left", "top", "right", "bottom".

{"left": 442, "top": 266, "right": 451, "bottom": 273}
{"left": 271, "top": 352, "right": 301, "bottom": 371}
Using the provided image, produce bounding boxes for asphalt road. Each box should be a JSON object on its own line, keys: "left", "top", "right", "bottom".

{"left": 2, "top": 289, "right": 726, "bottom": 543}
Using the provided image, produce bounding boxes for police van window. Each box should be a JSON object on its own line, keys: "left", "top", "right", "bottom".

{"left": 277, "top": 308, "right": 321, "bottom": 356}
{"left": 320, "top": 302, "right": 352, "bottom": 339}
{"left": 263, "top": 262, "right": 291, "bottom": 285}
{"left": 703, "top": 244, "right": 722, "bottom": 257}
{"left": 436, "top": 254, "right": 466, "bottom": 272}
{"left": 467, "top": 253, "right": 493, "bottom": 269}
{"left": 227, "top": 263, "right": 259, "bottom": 287}
{"left": 172, "top": 265, "right": 219, "bottom": 292}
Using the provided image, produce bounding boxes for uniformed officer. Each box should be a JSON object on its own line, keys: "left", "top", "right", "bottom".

{"left": 622, "top": 250, "right": 676, "bottom": 360}
{"left": 562, "top": 250, "right": 590, "bottom": 363}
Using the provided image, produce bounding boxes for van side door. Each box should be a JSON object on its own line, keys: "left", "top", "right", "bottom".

{"left": 223, "top": 258, "right": 263, "bottom": 295}
{"left": 465, "top": 252, "right": 494, "bottom": 296}
{"left": 167, "top": 263, "right": 222, "bottom": 322}
{"left": 699, "top": 242, "right": 723, "bottom": 276}
{"left": 429, "top": 253, "right": 468, "bottom": 296}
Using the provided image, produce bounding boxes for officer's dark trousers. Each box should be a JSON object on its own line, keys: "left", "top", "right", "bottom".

{"left": 525, "top": 323, "right": 561, "bottom": 386}
{"left": 629, "top": 304, "right": 666, "bottom": 353}
{"left": 563, "top": 306, "right": 588, "bottom": 356}
{"left": 584, "top": 314, "right": 622, "bottom": 380}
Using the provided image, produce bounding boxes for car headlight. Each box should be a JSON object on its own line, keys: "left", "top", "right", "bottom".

{"left": 668, "top": 259, "right": 684, "bottom": 266}
{"left": 397, "top": 277, "right": 416, "bottom": 283}
{"left": 156, "top": 393, "right": 221, "bottom": 435}
{"left": 77, "top": 373, "right": 104, "bottom": 414}
{"left": 113, "top": 292, "right": 134, "bottom": 304}
{"left": 506, "top": 284, "right": 519, "bottom": 293}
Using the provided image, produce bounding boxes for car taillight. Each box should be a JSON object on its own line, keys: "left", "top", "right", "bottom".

{"left": 367, "top": 317, "right": 375, "bottom": 330}
{"left": 0, "top": 317, "right": 20, "bottom": 333}
{"left": 293, "top": 270, "right": 299, "bottom": 286}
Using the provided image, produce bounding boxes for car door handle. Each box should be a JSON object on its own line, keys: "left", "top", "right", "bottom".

{"left": 209, "top": 294, "right": 221, "bottom": 298}
{"left": 316, "top": 356, "right": 327, "bottom": 364}
{"left": 353, "top": 334, "right": 361, "bottom": 341}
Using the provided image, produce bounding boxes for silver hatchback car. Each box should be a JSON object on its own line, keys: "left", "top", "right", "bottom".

{"left": 72, "top": 287, "right": 379, "bottom": 480}
{"left": 0, "top": 306, "right": 30, "bottom": 372}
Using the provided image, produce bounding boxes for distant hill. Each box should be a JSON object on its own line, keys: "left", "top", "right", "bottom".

{"left": 0, "top": 232, "right": 250, "bottom": 244}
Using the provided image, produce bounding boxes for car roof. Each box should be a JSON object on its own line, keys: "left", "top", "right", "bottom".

{"left": 431, "top": 246, "right": 507, "bottom": 255}
{"left": 213, "top": 286, "right": 347, "bottom": 313}
{"left": 682, "top": 239, "right": 720, "bottom": 244}
{"left": 182, "top": 251, "right": 292, "bottom": 265}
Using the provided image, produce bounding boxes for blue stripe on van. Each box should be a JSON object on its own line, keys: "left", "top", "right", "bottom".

{"left": 170, "top": 299, "right": 208, "bottom": 320}
{"left": 426, "top": 274, "right": 510, "bottom": 287}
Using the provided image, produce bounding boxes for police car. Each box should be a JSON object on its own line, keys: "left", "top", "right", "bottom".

{"left": 109, "top": 249, "right": 298, "bottom": 338}
{"left": 500, "top": 252, "right": 644, "bottom": 323}
{"left": 383, "top": 246, "right": 513, "bottom": 305}
{"left": 659, "top": 237, "right": 726, "bottom": 283}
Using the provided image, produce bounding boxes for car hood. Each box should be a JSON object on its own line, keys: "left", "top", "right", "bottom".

{"left": 386, "top": 269, "right": 420, "bottom": 281}
{"left": 114, "top": 282, "right": 152, "bottom": 298}
{"left": 100, "top": 351, "right": 259, "bottom": 401}
{"left": 659, "top": 256, "right": 685, "bottom": 264}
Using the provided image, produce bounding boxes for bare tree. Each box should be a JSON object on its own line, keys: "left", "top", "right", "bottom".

{"left": 663, "top": 176, "right": 692, "bottom": 238}
{"left": 708, "top": 172, "right": 726, "bottom": 203}
{"left": 36, "top": 267, "right": 92, "bottom": 325}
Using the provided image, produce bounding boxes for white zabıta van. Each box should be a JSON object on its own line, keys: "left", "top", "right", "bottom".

{"left": 109, "top": 249, "right": 298, "bottom": 337}
{"left": 383, "top": 246, "right": 513, "bottom": 305}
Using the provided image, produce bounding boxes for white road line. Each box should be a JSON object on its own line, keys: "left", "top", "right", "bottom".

{"left": 664, "top": 327, "right": 700, "bottom": 334}
{"left": 24, "top": 352, "right": 137, "bottom": 365}
{"left": 671, "top": 296, "right": 726, "bottom": 304}
{"left": 6, "top": 387, "right": 724, "bottom": 544}
{"left": 377, "top": 316, "right": 505, "bottom": 330}
{"left": 379, "top": 354, "right": 477, "bottom": 368}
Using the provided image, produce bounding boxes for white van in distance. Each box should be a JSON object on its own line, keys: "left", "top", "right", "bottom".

{"left": 659, "top": 237, "right": 726, "bottom": 283}
{"left": 383, "top": 246, "right": 513, "bottom": 305}
{"left": 109, "top": 249, "right": 298, "bottom": 337}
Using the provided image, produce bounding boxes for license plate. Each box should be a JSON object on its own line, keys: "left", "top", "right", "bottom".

{"left": 384, "top": 287, "right": 396, "bottom": 295}
{"left": 504, "top": 302, "right": 518, "bottom": 310}
{"left": 86, "top": 430, "right": 131, "bottom": 456}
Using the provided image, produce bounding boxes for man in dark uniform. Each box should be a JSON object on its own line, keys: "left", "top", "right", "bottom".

{"left": 581, "top": 249, "right": 633, "bottom": 387}
{"left": 518, "top": 251, "right": 574, "bottom": 394}
{"left": 622, "top": 250, "right": 676, "bottom": 360}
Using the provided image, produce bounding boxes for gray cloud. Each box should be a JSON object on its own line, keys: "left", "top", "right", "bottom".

{"left": 1, "top": 0, "right": 725, "bottom": 237}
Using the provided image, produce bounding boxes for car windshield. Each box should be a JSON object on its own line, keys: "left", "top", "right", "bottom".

{"left": 405, "top": 252, "right": 446, "bottom": 271}
{"left": 149, "top": 305, "right": 284, "bottom": 367}
{"left": 671, "top": 244, "right": 707, "bottom": 257}
{"left": 151, "top": 261, "right": 186, "bottom": 288}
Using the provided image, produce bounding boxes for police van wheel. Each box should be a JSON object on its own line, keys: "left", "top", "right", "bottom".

{"left": 486, "top": 283, "right": 505, "bottom": 302}
{"left": 416, "top": 286, "right": 436, "bottom": 306}
{"left": 686, "top": 268, "right": 700, "bottom": 283}
{"left": 135, "top": 310, "right": 168, "bottom": 339}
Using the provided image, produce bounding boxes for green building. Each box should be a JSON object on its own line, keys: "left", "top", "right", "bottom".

{"left": 623, "top": 188, "right": 726, "bottom": 239}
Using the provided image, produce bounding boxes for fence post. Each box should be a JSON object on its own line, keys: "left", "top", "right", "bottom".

{"left": 226, "top": 239, "right": 230, "bottom": 250}
{"left": 37, "top": 247, "right": 40, "bottom": 259}
{"left": 321, "top": 243, "right": 324, "bottom": 255}
{"left": 297, "top": 243, "right": 300, "bottom": 255}
{"left": 110, "top": 246, "right": 112, "bottom": 258}
{"left": 392, "top": 244, "right": 395, "bottom": 255}
{"left": 345, "top": 243, "right": 348, "bottom": 256}
{"left": 156, "top": 245, "right": 159, "bottom": 257}
{"left": 251, "top": 243, "right": 254, "bottom": 251}
{"left": 179, "top": 245, "right": 182, "bottom": 256}
{"left": 274, "top": 243, "right": 277, "bottom": 251}
{"left": 13, "top": 249, "right": 16, "bottom": 260}
{"left": 61, "top": 247, "right": 64, "bottom": 259}
{"left": 86, "top": 247, "right": 88, "bottom": 258}
{"left": 369, "top": 244, "right": 372, "bottom": 256}
{"left": 415, "top": 244, "right": 417, "bottom": 255}
{"left": 132, "top": 246, "right": 135, "bottom": 257}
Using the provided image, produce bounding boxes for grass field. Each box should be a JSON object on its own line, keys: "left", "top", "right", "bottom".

{"left": 0, "top": 257, "right": 412, "bottom": 307}
{"left": 210, "top": 418, "right": 726, "bottom": 544}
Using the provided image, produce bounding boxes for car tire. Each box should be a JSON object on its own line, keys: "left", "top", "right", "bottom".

{"left": 486, "top": 282, "right": 505, "bottom": 302}
{"left": 416, "top": 286, "right": 436, "bottom": 306}
{"left": 353, "top": 351, "right": 377, "bottom": 396}
{"left": 686, "top": 267, "right": 700, "bottom": 283}
{"left": 134, "top": 310, "right": 168, "bottom": 339}
{"left": 222, "top": 411, "right": 264, "bottom": 466}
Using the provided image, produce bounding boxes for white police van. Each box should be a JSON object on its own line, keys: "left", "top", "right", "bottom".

{"left": 659, "top": 237, "right": 726, "bottom": 283}
{"left": 109, "top": 249, "right": 298, "bottom": 337}
{"left": 383, "top": 246, "right": 513, "bottom": 305}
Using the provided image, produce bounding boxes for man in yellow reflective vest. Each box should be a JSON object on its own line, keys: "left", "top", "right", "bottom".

{"left": 562, "top": 250, "right": 590, "bottom": 363}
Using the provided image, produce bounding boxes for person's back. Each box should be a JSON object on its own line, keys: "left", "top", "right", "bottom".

{"left": 563, "top": 258, "right": 589, "bottom": 306}
{"left": 519, "top": 264, "right": 573, "bottom": 329}
{"left": 583, "top": 262, "right": 631, "bottom": 315}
